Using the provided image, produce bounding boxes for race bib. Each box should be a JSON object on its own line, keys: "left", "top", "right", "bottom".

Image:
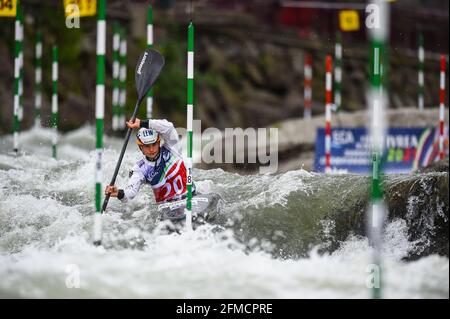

{"left": 152, "top": 160, "right": 187, "bottom": 203}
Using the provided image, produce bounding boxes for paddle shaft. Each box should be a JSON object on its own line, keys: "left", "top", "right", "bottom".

{"left": 101, "top": 99, "right": 142, "bottom": 213}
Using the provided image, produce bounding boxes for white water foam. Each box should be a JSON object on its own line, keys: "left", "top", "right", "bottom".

{"left": 0, "top": 127, "right": 448, "bottom": 298}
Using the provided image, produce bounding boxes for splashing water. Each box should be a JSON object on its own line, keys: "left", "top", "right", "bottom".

{"left": 0, "top": 127, "right": 448, "bottom": 298}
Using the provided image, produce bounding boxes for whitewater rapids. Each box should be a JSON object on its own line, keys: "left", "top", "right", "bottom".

{"left": 0, "top": 126, "right": 448, "bottom": 298}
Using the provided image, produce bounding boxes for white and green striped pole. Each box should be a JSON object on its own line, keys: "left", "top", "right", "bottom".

{"left": 367, "top": 0, "right": 389, "bottom": 300}
{"left": 18, "top": 4, "right": 24, "bottom": 124}
{"left": 185, "top": 22, "right": 194, "bottom": 231}
{"left": 13, "top": 2, "right": 23, "bottom": 153}
{"left": 35, "top": 30, "right": 42, "bottom": 128}
{"left": 51, "top": 45, "right": 58, "bottom": 159}
{"left": 112, "top": 22, "right": 120, "bottom": 131}
{"left": 418, "top": 33, "right": 425, "bottom": 111}
{"left": 334, "top": 31, "right": 342, "bottom": 112}
{"left": 146, "top": 4, "right": 154, "bottom": 119}
{"left": 93, "top": 0, "right": 106, "bottom": 245}
{"left": 380, "top": 62, "right": 384, "bottom": 98}
{"left": 119, "top": 28, "right": 127, "bottom": 128}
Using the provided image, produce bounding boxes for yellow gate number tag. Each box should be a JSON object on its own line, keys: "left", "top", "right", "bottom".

{"left": 0, "top": 0, "right": 16, "bottom": 17}
{"left": 64, "top": 0, "right": 96, "bottom": 18}
{"left": 339, "top": 10, "right": 360, "bottom": 32}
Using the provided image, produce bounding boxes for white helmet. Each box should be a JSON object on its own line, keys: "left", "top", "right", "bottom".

{"left": 136, "top": 128, "right": 160, "bottom": 146}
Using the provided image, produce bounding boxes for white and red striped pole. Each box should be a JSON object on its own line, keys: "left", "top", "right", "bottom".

{"left": 439, "top": 55, "right": 446, "bottom": 160}
{"left": 304, "top": 53, "right": 313, "bottom": 119}
{"left": 325, "top": 55, "right": 333, "bottom": 173}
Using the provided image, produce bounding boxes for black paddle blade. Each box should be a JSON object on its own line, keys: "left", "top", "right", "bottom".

{"left": 135, "top": 48, "right": 165, "bottom": 104}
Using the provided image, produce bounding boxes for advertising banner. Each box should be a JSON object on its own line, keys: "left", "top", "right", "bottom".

{"left": 315, "top": 127, "right": 448, "bottom": 173}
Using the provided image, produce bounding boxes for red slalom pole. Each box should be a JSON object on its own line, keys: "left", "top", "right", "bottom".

{"left": 325, "top": 55, "right": 333, "bottom": 173}
{"left": 439, "top": 55, "right": 446, "bottom": 160}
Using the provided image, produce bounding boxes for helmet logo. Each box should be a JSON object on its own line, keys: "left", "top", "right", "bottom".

{"left": 137, "top": 128, "right": 159, "bottom": 145}
{"left": 142, "top": 130, "right": 153, "bottom": 137}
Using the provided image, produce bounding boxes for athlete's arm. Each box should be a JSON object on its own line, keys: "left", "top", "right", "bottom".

{"left": 117, "top": 165, "right": 146, "bottom": 203}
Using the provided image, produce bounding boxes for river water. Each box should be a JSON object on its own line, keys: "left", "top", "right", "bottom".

{"left": 0, "top": 126, "right": 448, "bottom": 298}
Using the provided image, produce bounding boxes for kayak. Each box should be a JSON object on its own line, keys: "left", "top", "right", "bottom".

{"left": 156, "top": 193, "right": 225, "bottom": 233}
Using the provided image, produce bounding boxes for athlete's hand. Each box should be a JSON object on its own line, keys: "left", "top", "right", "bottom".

{"left": 105, "top": 185, "right": 119, "bottom": 197}
{"left": 126, "top": 118, "right": 140, "bottom": 129}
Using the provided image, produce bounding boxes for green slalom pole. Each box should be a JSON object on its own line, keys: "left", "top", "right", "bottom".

{"left": 418, "top": 33, "right": 425, "bottom": 111}
{"left": 369, "top": 42, "right": 384, "bottom": 299}
{"left": 334, "top": 31, "right": 342, "bottom": 112}
{"left": 185, "top": 22, "right": 194, "bottom": 231}
{"left": 18, "top": 4, "right": 24, "bottom": 125}
{"left": 13, "top": 2, "right": 23, "bottom": 153}
{"left": 368, "top": 0, "right": 389, "bottom": 300}
{"left": 119, "top": 27, "right": 127, "bottom": 128}
{"left": 51, "top": 45, "right": 58, "bottom": 159}
{"left": 146, "top": 4, "right": 154, "bottom": 119}
{"left": 35, "top": 30, "right": 42, "bottom": 127}
{"left": 112, "top": 22, "right": 120, "bottom": 131}
{"left": 93, "top": 0, "right": 106, "bottom": 245}
{"left": 380, "top": 62, "right": 384, "bottom": 98}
